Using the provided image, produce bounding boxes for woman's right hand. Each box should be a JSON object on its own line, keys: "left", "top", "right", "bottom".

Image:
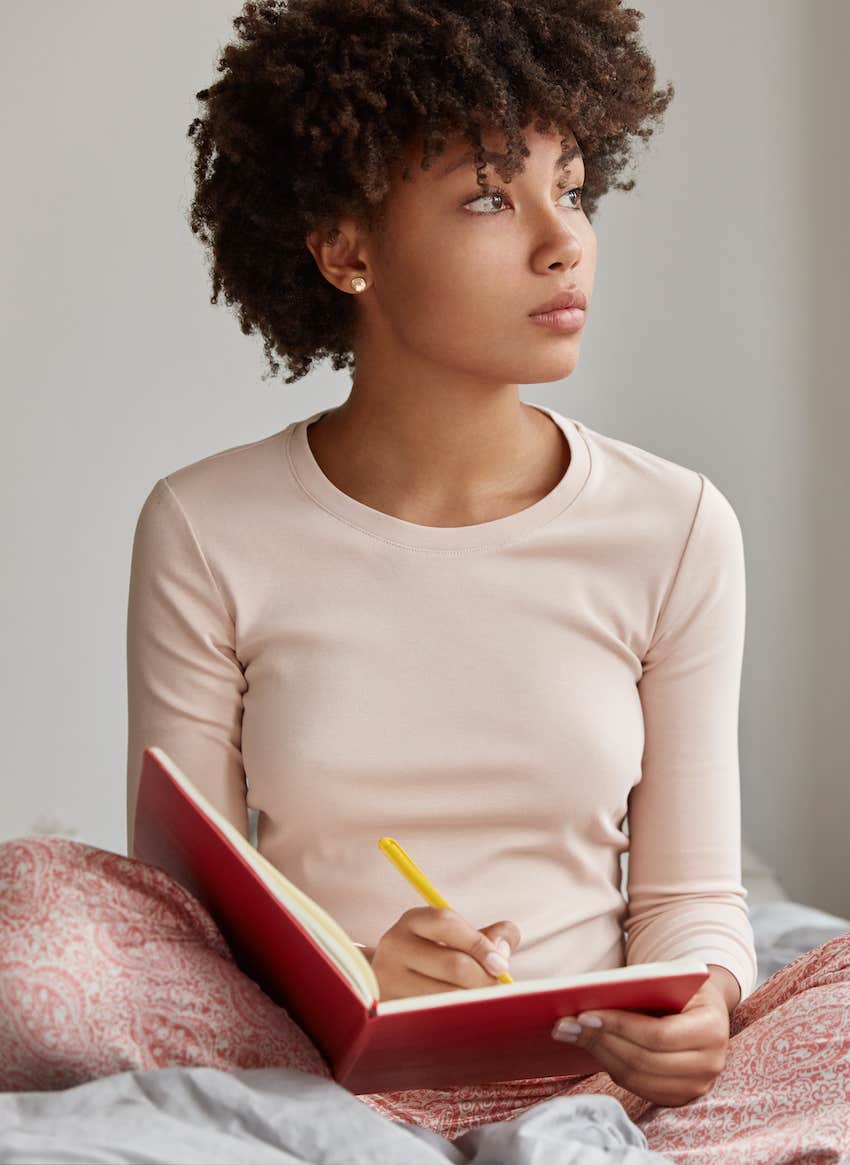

{"left": 370, "top": 907, "right": 521, "bottom": 1000}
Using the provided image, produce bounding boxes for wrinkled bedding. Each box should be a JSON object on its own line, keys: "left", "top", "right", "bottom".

{"left": 0, "top": 901, "right": 846, "bottom": 1165}
{"left": 748, "top": 899, "right": 850, "bottom": 988}
{"left": 0, "top": 1065, "right": 673, "bottom": 1164}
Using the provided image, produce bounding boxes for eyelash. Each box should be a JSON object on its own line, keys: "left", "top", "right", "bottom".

{"left": 463, "top": 184, "right": 585, "bottom": 215}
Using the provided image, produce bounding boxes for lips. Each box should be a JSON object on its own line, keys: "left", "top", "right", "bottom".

{"left": 529, "top": 288, "right": 587, "bottom": 315}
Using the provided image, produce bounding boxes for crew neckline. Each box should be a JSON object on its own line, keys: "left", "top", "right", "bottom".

{"left": 285, "top": 402, "right": 591, "bottom": 552}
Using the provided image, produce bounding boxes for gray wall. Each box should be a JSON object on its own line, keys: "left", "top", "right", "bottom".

{"left": 2, "top": 2, "right": 847, "bottom": 918}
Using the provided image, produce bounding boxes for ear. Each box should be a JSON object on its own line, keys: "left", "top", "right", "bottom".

{"left": 304, "top": 220, "right": 367, "bottom": 290}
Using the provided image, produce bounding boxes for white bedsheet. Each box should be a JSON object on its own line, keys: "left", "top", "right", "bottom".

{"left": 0, "top": 1064, "right": 673, "bottom": 1164}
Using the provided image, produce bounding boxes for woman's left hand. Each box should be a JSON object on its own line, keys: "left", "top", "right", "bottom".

{"left": 551, "top": 977, "right": 731, "bottom": 1107}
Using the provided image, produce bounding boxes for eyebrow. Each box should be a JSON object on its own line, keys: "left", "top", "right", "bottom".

{"left": 438, "top": 143, "right": 583, "bottom": 178}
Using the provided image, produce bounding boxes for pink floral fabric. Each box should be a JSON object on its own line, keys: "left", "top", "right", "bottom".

{"left": 0, "top": 836, "right": 331, "bottom": 1089}
{"left": 1, "top": 836, "right": 848, "bottom": 1164}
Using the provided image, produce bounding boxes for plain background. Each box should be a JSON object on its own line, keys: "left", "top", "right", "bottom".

{"left": 2, "top": 2, "right": 847, "bottom": 920}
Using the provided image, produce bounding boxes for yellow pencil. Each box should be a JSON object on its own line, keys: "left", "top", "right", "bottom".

{"left": 377, "top": 837, "right": 513, "bottom": 984}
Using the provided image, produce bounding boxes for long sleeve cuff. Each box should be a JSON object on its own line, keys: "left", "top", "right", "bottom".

{"left": 625, "top": 902, "right": 758, "bottom": 1003}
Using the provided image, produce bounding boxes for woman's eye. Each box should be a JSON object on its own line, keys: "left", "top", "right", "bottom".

{"left": 462, "top": 186, "right": 584, "bottom": 214}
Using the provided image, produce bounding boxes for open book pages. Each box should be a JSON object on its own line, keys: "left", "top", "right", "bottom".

{"left": 150, "top": 748, "right": 380, "bottom": 1006}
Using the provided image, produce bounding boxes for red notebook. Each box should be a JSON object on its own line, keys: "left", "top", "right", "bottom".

{"left": 132, "top": 746, "right": 710, "bottom": 1094}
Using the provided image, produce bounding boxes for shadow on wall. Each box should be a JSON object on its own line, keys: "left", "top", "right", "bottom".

{"left": 25, "top": 814, "right": 80, "bottom": 840}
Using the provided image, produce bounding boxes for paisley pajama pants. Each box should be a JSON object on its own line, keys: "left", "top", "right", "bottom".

{"left": 1, "top": 836, "right": 848, "bottom": 1164}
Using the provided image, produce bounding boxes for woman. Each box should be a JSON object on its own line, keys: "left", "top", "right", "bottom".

{"left": 2, "top": 2, "right": 848, "bottom": 1161}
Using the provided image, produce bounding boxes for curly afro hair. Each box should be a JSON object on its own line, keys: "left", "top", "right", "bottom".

{"left": 186, "top": 0, "right": 674, "bottom": 386}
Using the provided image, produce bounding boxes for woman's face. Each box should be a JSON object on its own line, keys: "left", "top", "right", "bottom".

{"left": 338, "top": 120, "right": 596, "bottom": 389}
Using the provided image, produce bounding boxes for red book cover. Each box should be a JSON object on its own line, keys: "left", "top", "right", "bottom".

{"left": 132, "top": 746, "right": 710, "bottom": 1094}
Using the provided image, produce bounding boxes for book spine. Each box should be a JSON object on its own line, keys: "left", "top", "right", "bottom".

{"left": 333, "top": 1009, "right": 375, "bottom": 1087}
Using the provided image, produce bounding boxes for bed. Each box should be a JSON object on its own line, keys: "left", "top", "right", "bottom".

{"left": 0, "top": 840, "right": 847, "bottom": 1164}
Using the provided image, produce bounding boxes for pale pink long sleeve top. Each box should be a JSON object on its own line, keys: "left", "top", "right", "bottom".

{"left": 126, "top": 403, "right": 758, "bottom": 1001}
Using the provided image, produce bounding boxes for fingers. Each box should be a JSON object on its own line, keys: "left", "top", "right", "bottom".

{"left": 551, "top": 1008, "right": 728, "bottom": 1107}
{"left": 380, "top": 957, "right": 479, "bottom": 998}
{"left": 478, "top": 919, "right": 522, "bottom": 958}
{"left": 574, "top": 1024, "right": 724, "bottom": 1075}
{"left": 404, "top": 907, "right": 515, "bottom": 985}
{"left": 373, "top": 908, "right": 522, "bottom": 1000}
{"left": 557, "top": 1005, "right": 721, "bottom": 1055}
{"left": 554, "top": 1023, "right": 720, "bottom": 1106}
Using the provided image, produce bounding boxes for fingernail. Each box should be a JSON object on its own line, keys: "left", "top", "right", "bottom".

{"left": 552, "top": 1019, "right": 582, "bottom": 1040}
{"left": 484, "top": 951, "right": 510, "bottom": 976}
{"left": 496, "top": 939, "right": 511, "bottom": 960}
{"left": 577, "top": 1013, "right": 603, "bottom": 1028}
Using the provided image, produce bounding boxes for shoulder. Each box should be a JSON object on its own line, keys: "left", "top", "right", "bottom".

{"left": 134, "top": 424, "right": 295, "bottom": 533}
{"left": 574, "top": 419, "right": 742, "bottom": 551}
{"left": 165, "top": 426, "right": 292, "bottom": 511}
